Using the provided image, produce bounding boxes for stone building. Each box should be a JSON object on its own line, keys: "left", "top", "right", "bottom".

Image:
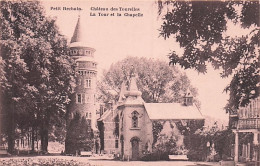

{"left": 68, "top": 16, "right": 97, "bottom": 130}
{"left": 98, "top": 74, "right": 204, "bottom": 160}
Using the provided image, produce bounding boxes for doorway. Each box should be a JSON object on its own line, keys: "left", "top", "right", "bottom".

{"left": 131, "top": 138, "right": 139, "bottom": 160}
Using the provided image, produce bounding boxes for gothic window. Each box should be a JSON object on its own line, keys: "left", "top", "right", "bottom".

{"left": 85, "top": 79, "right": 91, "bottom": 88}
{"left": 89, "top": 112, "right": 92, "bottom": 118}
{"left": 76, "top": 94, "right": 82, "bottom": 103}
{"left": 132, "top": 111, "right": 139, "bottom": 128}
{"left": 86, "top": 112, "right": 88, "bottom": 118}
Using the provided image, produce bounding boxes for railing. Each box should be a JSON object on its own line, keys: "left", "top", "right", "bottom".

{"left": 237, "top": 118, "right": 260, "bottom": 129}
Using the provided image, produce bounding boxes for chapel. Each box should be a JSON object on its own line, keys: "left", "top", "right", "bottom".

{"left": 98, "top": 74, "right": 204, "bottom": 160}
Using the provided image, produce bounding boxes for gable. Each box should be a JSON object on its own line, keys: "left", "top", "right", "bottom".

{"left": 144, "top": 103, "right": 204, "bottom": 120}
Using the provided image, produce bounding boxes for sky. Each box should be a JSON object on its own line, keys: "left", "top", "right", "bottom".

{"left": 41, "top": 0, "right": 239, "bottom": 122}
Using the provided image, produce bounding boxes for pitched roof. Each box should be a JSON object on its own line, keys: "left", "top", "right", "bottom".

{"left": 98, "top": 109, "right": 112, "bottom": 121}
{"left": 144, "top": 103, "right": 204, "bottom": 120}
{"left": 184, "top": 89, "right": 193, "bottom": 98}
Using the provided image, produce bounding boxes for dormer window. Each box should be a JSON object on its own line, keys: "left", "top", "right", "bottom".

{"left": 183, "top": 90, "right": 193, "bottom": 106}
{"left": 184, "top": 97, "right": 193, "bottom": 106}
{"left": 132, "top": 111, "right": 139, "bottom": 128}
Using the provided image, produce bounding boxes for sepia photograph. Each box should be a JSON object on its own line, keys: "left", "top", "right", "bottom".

{"left": 0, "top": 0, "right": 259, "bottom": 165}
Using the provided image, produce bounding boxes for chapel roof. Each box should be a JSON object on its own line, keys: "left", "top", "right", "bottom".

{"left": 144, "top": 103, "right": 204, "bottom": 120}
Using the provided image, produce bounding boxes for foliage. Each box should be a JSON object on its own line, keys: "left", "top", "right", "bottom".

{"left": 187, "top": 124, "right": 234, "bottom": 161}
{"left": 98, "top": 56, "right": 199, "bottom": 105}
{"left": 151, "top": 120, "right": 204, "bottom": 160}
{"left": 212, "top": 130, "right": 234, "bottom": 161}
{"left": 65, "top": 113, "right": 94, "bottom": 154}
{"left": 0, "top": 158, "right": 91, "bottom": 166}
{"left": 154, "top": 134, "right": 177, "bottom": 154}
{"left": 158, "top": 1, "right": 259, "bottom": 113}
{"left": 175, "top": 120, "right": 205, "bottom": 136}
{"left": 152, "top": 121, "right": 163, "bottom": 145}
{"left": 0, "top": 0, "right": 75, "bottom": 153}
{"left": 150, "top": 134, "right": 176, "bottom": 161}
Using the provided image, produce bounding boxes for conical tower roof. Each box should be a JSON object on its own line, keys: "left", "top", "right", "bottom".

{"left": 70, "top": 16, "right": 84, "bottom": 43}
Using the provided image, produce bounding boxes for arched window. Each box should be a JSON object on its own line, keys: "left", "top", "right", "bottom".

{"left": 132, "top": 111, "right": 139, "bottom": 128}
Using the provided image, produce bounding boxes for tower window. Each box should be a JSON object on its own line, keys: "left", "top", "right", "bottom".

{"left": 132, "top": 111, "right": 139, "bottom": 128}
{"left": 86, "top": 112, "right": 88, "bottom": 118}
{"left": 76, "top": 94, "right": 82, "bottom": 103}
{"left": 89, "top": 112, "right": 92, "bottom": 118}
{"left": 79, "top": 49, "right": 83, "bottom": 55}
{"left": 85, "top": 79, "right": 91, "bottom": 88}
{"left": 78, "top": 70, "right": 86, "bottom": 75}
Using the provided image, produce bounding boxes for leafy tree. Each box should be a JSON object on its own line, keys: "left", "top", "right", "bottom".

{"left": 158, "top": 1, "right": 259, "bottom": 113}
{"left": 213, "top": 129, "right": 234, "bottom": 160}
{"left": 98, "top": 56, "right": 199, "bottom": 105}
{"left": 0, "top": 0, "right": 75, "bottom": 153}
{"left": 65, "top": 113, "right": 93, "bottom": 154}
{"left": 153, "top": 134, "right": 177, "bottom": 160}
{"left": 189, "top": 124, "right": 235, "bottom": 161}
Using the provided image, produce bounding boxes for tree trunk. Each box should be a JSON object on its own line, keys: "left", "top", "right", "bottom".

{"left": 7, "top": 126, "right": 14, "bottom": 154}
{"left": 7, "top": 105, "right": 15, "bottom": 154}
{"left": 31, "top": 127, "right": 35, "bottom": 152}
{"left": 40, "top": 111, "right": 50, "bottom": 153}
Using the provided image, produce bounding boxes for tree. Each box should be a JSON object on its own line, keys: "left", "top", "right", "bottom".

{"left": 158, "top": 1, "right": 259, "bottom": 113}
{"left": 65, "top": 113, "right": 93, "bottom": 154}
{"left": 0, "top": 0, "right": 75, "bottom": 153}
{"left": 98, "top": 56, "right": 199, "bottom": 105}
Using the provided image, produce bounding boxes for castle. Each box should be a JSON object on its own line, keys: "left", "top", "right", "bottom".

{"left": 68, "top": 16, "right": 98, "bottom": 131}
{"left": 68, "top": 16, "right": 204, "bottom": 160}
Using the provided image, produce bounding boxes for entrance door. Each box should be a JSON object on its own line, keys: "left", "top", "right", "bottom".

{"left": 132, "top": 139, "right": 139, "bottom": 160}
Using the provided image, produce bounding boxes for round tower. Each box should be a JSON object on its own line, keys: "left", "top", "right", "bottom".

{"left": 69, "top": 16, "right": 97, "bottom": 129}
